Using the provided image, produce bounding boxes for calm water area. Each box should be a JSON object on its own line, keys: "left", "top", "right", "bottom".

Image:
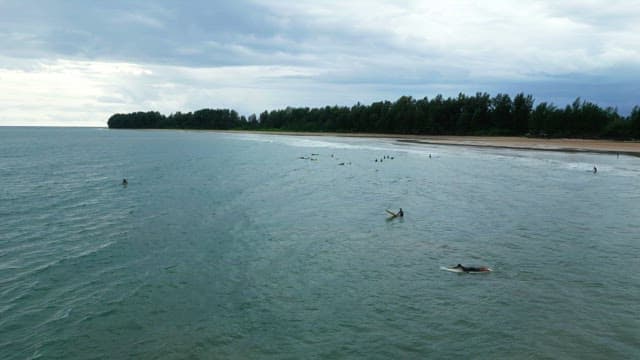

{"left": 1, "top": 127, "right": 639, "bottom": 359}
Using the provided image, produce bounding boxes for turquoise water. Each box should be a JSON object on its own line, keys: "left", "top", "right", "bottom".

{"left": 1, "top": 127, "right": 639, "bottom": 359}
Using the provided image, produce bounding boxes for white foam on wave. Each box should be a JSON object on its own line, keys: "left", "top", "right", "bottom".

{"left": 231, "top": 133, "right": 398, "bottom": 152}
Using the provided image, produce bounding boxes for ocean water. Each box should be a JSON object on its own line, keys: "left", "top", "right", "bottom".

{"left": 1, "top": 127, "right": 639, "bottom": 359}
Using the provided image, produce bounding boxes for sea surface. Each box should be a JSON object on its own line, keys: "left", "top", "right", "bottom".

{"left": 1, "top": 127, "right": 639, "bottom": 359}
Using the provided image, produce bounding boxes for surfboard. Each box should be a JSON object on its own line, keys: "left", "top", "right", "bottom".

{"left": 440, "top": 266, "right": 463, "bottom": 273}
{"left": 386, "top": 209, "right": 398, "bottom": 217}
{"left": 440, "top": 266, "right": 492, "bottom": 273}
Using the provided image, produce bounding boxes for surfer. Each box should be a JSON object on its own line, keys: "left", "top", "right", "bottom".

{"left": 385, "top": 208, "right": 403, "bottom": 218}
{"left": 122, "top": 178, "right": 128, "bottom": 186}
{"left": 593, "top": 166, "right": 597, "bottom": 174}
{"left": 452, "top": 264, "right": 489, "bottom": 272}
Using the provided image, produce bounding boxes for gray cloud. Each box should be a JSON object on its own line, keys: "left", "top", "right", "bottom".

{"left": 0, "top": 0, "right": 281, "bottom": 65}
{"left": 1, "top": 0, "right": 639, "bottom": 125}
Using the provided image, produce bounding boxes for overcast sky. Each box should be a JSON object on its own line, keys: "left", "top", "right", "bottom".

{"left": 1, "top": 0, "right": 639, "bottom": 126}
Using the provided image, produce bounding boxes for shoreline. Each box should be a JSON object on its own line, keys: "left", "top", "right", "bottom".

{"left": 218, "top": 130, "right": 640, "bottom": 157}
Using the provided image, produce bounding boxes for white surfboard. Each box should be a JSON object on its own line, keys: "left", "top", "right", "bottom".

{"left": 441, "top": 266, "right": 492, "bottom": 273}
{"left": 440, "top": 266, "right": 463, "bottom": 273}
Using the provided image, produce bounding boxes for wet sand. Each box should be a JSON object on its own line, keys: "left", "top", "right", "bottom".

{"left": 224, "top": 130, "right": 640, "bottom": 157}
{"left": 396, "top": 136, "right": 640, "bottom": 157}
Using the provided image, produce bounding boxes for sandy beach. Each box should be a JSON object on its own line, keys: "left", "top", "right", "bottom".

{"left": 224, "top": 130, "right": 640, "bottom": 157}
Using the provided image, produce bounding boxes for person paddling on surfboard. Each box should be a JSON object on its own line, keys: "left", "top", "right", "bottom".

{"left": 452, "top": 264, "right": 490, "bottom": 272}
{"left": 385, "top": 208, "right": 404, "bottom": 218}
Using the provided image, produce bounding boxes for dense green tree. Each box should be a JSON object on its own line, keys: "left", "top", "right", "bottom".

{"left": 108, "top": 111, "right": 163, "bottom": 128}
{"left": 107, "top": 93, "right": 637, "bottom": 139}
{"left": 630, "top": 106, "right": 640, "bottom": 138}
{"left": 512, "top": 93, "right": 534, "bottom": 134}
{"left": 490, "top": 94, "right": 513, "bottom": 133}
{"left": 530, "top": 102, "right": 555, "bottom": 136}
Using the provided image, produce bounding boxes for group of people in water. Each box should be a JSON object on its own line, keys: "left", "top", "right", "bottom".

{"left": 375, "top": 155, "right": 395, "bottom": 162}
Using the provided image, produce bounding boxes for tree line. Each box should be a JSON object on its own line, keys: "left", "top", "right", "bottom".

{"left": 107, "top": 93, "right": 640, "bottom": 139}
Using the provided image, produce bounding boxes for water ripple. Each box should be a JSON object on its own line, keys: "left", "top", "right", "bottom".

{"left": 2, "top": 128, "right": 640, "bottom": 359}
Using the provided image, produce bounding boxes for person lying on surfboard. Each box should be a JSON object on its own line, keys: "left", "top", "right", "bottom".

{"left": 452, "top": 264, "right": 490, "bottom": 272}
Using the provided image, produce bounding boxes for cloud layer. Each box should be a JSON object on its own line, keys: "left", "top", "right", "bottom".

{"left": 1, "top": 0, "right": 639, "bottom": 125}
